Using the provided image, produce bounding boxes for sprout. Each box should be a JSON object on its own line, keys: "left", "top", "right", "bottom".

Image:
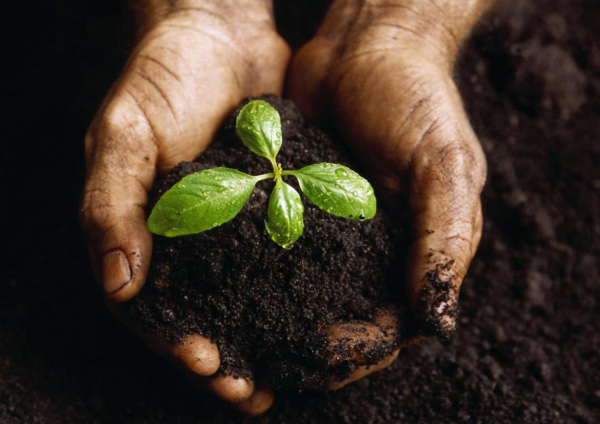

{"left": 148, "top": 100, "right": 376, "bottom": 249}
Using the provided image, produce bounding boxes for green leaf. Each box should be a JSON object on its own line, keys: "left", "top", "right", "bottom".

{"left": 293, "top": 163, "right": 376, "bottom": 221}
{"left": 265, "top": 180, "right": 304, "bottom": 249}
{"left": 236, "top": 100, "right": 282, "bottom": 162}
{"left": 147, "top": 168, "right": 257, "bottom": 237}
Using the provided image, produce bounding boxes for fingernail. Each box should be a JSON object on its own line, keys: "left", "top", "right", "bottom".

{"left": 101, "top": 250, "right": 131, "bottom": 294}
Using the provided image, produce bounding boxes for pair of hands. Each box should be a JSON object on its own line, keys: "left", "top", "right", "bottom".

{"left": 81, "top": 0, "right": 491, "bottom": 416}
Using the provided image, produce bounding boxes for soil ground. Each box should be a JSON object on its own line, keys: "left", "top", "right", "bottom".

{"left": 2, "top": 0, "right": 599, "bottom": 423}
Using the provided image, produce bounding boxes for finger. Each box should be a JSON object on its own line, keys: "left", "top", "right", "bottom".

{"left": 331, "top": 332, "right": 426, "bottom": 390}
{"left": 204, "top": 374, "right": 255, "bottom": 404}
{"left": 80, "top": 95, "right": 158, "bottom": 302}
{"left": 322, "top": 307, "right": 420, "bottom": 390}
{"left": 235, "top": 387, "right": 274, "bottom": 416}
{"left": 109, "top": 305, "right": 247, "bottom": 404}
{"left": 324, "top": 307, "right": 401, "bottom": 365}
{"left": 329, "top": 348, "right": 399, "bottom": 390}
{"left": 159, "top": 334, "right": 221, "bottom": 377}
{"left": 406, "top": 123, "right": 486, "bottom": 338}
{"left": 145, "top": 328, "right": 253, "bottom": 403}
{"left": 107, "top": 303, "right": 221, "bottom": 376}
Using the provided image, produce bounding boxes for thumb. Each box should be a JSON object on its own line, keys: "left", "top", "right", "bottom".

{"left": 80, "top": 94, "right": 157, "bottom": 302}
{"left": 405, "top": 88, "right": 486, "bottom": 337}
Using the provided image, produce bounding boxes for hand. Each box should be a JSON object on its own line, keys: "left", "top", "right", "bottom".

{"left": 80, "top": 0, "right": 290, "bottom": 416}
{"left": 289, "top": 0, "right": 494, "bottom": 384}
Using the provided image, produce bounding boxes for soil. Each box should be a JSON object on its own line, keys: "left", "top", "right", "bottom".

{"left": 2, "top": 0, "right": 599, "bottom": 423}
{"left": 127, "top": 95, "right": 413, "bottom": 390}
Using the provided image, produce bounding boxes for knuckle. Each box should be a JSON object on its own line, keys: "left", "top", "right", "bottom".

{"left": 433, "top": 143, "right": 477, "bottom": 185}
{"left": 415, "top": 139, "right": 486, "bottom": 193}
{"left": 87, "top": 89, "right": 159, "bottom": 165}
{"left": 79, "top": 188, "right": 115, "bottom": 234}
{"left": 100, "top": 98, "right": 154, "bottom": 149}
{"left": 80, "top": 180, "right": 147, "bottom": 234}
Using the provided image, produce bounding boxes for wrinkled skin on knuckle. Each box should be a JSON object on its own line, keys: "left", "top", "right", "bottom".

{"left": 79, "top": 181, "right": 147, "bottom": 249}
{"left": 79, "top": 195, "right": 110, "bottom": 245}
{"left": 410, "top": 129, "right": 486, "bottom": 201}
{"left": 88, "top": 94, "right": 159, "bottom": 163}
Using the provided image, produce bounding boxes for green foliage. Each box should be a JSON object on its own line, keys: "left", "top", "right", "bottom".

{"left": 265, "top": 181, "right": 304, "bottom": 250}
{"left": 293, "top": 163, "right": 376, "bottom": 221}
{"left": 147, "top": 168, "right": 257, "bottom": 237}
{"left": 148, "top": 100, "right": 377, "bottom": 249}
{"left": 236, "top": 100, "right": 282, "bottom": 163}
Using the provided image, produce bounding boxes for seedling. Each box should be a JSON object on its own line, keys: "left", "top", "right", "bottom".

{"left": 147, "top": 100, "right": 376, "bottom": 249}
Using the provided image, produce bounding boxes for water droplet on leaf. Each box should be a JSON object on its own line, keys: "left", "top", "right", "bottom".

{"left": 335, "top": 168, "right": 348, "bottom": 177}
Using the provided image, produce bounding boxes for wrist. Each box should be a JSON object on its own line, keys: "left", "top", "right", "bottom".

{"left": 133, "top": 0, "right": 275, "bottom": 39}
{"left": 319, "top": 0, "right": 496, "bottom": 66}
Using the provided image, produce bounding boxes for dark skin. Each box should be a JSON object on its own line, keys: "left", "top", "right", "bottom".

{"left": 81, "top": 0, "right": 495, "bottom": 416}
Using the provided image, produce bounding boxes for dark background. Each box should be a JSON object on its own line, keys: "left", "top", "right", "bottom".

{"left": 2, "top": 0, "right": 599, "bottom": 423}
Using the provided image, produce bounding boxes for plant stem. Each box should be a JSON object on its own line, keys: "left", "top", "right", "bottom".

{"left": 281, "top": 170, "right": 297, "bottom": 176}
{"left": 254, "top": 173, "right": 275, "bottom": 182}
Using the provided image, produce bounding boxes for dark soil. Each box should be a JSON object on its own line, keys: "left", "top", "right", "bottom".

{"left": 127, "top": 95, "right": 413, "bottom": 389}
{"left": 2, "top": 0, "right": 599, "bottom": 423}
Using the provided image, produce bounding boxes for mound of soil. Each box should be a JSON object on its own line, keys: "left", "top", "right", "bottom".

{"left": 127, "top": 95, "right": 414, "bottom": 390}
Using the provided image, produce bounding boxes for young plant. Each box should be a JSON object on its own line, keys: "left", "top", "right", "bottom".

{"left": 147, "top": 100, "right": 376, "bottom": 249}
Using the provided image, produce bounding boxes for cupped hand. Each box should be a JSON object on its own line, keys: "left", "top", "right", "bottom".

{"left": 80, "top": 1, "right": 290, "bottom": 415}
{"left": 289, "top": 0, "right": 494, "bottom": 387}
